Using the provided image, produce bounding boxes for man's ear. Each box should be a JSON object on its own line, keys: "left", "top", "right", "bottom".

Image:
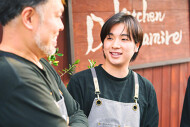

{"left": 21, "top": 7, "right": 35, "bottom": 30}
{"left": 135, "top": 42, "right": 140, "bottom": 52}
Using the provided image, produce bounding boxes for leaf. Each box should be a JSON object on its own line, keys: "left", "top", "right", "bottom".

{"left": 57, "top": 53, "right": 63, "bottom": 56}
{"left": 47, "top": 48, "right": 63, "bottom": 67}
{"left": 53, "top": 62, "right": 58, "bottom": 66}
{"left": 74, "top": 59, "right": 80, "bottom": 64}
{"left": 88, "top": 59, "right": 97, "bottom": 68}
{"left": 48, "top": 56, "right": 51, "bottom": 61}
{"left": 58, "top": 70, "right": 63, "bottom": 75}
{"left": 56, "top": 48, "right": 59, "bottom": 53}
{"left": 53, "top": 61, "right": 59, "bottom": 64}
{"left": 50, "top": 55, "right": 56, "bottom": 61}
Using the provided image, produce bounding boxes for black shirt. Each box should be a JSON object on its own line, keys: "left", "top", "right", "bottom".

{"left": 67, "top": 65, "right": 159, "bottom": 127}
{"left": 0, "top": 51, "right": 88, "bottom": 127}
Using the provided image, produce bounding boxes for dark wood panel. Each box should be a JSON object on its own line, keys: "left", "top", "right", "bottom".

{"left": 161, "top": 65, "right": 171, "bottom": 127}
{"left": 72, "top": 0, "right": 116, "bottom": 13}
{"left": 179, "top": 63, "right": 188, "bottom": 124}
{"left": 170, "top": 64, "right": 180, "bottom": 127}
{"left": 135, "top": 69, "right": 144, "bottom": 76}
{"left": 135, "top": 62, "right": 190, "bottom": 127}
{"left": 152, "top": 67, "right": 162, "bottom": 126}
{"left": 178, "top": 62, "right": 190, "bottom": 124}
{"left": 143, "top": 68, "right": 153, "bottom": 83}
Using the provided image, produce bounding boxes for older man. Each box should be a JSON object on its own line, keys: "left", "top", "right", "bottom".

{"left": 0, "top": 0, "right": 88, "bottom": 126}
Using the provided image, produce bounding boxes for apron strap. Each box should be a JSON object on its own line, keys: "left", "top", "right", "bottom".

{"left": 90, "top": 68, "right": 101, "bottom": 96}
{"left": 133, "top": 72, "right": 139, "bottom": 103}
{"left": 91, "top": 68, "right": 139, "bottom": 104}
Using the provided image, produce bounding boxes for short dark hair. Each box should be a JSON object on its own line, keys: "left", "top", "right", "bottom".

{"left": 0, "top": 0, "right": 48, "bottom": 26}
{"left": 100, "top": 12, "right": 143, "bottom": 62}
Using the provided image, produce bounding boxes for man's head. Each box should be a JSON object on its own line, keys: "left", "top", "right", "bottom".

{"left": 100, "top": 12, "right": 143, "bottom": 62}
{"left": 0, "top": 0, "right": 65, "bottom": 26}
{"left": 0, "top": 0, "right": 47, "bottom": 26}
{"left": 0, "top": 0, "right": 65, "bottom": 57}
{"left": 33, "top": 0, "right": 65, "bottom": 56}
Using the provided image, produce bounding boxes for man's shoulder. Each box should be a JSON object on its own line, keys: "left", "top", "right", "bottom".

{"left": 75, "top": 65, "right": 101, "bottom": 74}
{"left": 72, "top": 68, "right": 92, "bottom": 78}
{"left": 134, "top": 72, "right": 155, "bottom": 90}
{"left": 68, "top": 68, "right": 95, "bottom": 88}
{"left": 0, "top": 55, "right": 17, "bottom": 78}
{"left": 0, "top": 56, "right": 22, "bottom": 100}
{"left": 0, "top": 54, "right": 39, "bottom": 87}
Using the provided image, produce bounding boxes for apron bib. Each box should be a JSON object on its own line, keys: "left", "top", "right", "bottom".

{"left": 55, "top": 90, "right": 69, "bottom": 124}
{"left": 88, "top": 68, "right": 140, "bottom": 127}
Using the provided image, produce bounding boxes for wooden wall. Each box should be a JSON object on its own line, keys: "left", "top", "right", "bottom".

{"left": 135, "top": 62, "right": 190, "bottom": 127}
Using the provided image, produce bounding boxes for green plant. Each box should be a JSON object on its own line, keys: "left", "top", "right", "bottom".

{"left": 48, "top": 48, "right": 63, "bottom": 66}
{"left": 59, "top": 59, "right": 80, "bottom": 77}
{"left": 48, "top": 49, "right": 96, "bottom": 77}
{"left": 48, "top": 48, "right": 80, "bottom": 77}
{"left": 88, "top": 59, "right": 96, "bottom": 68}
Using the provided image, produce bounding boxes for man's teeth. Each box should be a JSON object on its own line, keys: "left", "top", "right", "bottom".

{"left": 111, "top": 52, "right": 121, "bottom": 55}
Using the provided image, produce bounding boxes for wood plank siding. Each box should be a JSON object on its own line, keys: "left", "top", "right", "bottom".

{"left": 134, "top": 62, "right": 190, "bottom": 127}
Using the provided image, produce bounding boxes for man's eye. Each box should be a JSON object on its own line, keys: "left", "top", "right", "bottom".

{"left": 122, "top": 38, "right": 129, "bottom": 41}
{"left": 107, "top": 37, "right": 113, "bottom": 40}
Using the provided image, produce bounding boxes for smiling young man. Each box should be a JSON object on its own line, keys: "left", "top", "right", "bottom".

{"left": 67, "top": 12, "right": 159, "bottom": 127}
{"left": 0, "top": 0, "right": 88, "bottom": 126}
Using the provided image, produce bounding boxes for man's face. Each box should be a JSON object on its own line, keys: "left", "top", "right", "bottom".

{"left": 34, "top": 0, "right": 64, "bottom": 56}
{"left": 103, "top": 23, "right": 138, "bottom": 67}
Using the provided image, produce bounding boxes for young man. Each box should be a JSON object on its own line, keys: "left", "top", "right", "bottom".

{"left": 0, "top": 0, "right": 88, "bottom": 126}
{"left": 67, "top": 12, "right": 159, "bottom": 127}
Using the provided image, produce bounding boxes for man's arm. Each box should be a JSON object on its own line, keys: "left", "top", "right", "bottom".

{"left": 41, "top": 58, "right": 88, "bottom": 127}
{"left": 140, "top": 78, "right": 159, "bottom": 127}
{"left": 145, "top": 88, "right": 159, "bottom": 127}
{"left": 0, "top": 80, "right": 67, "bottom": 127}
{"left": 180, "top": 76, "right": 190, "bottom": 127}
{"left": 58, "top": 80, "right": 88, "bottom": 127}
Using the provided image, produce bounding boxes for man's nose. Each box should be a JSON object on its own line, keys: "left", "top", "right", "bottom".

{"left": 112, "top": 38, "right": 120, "bottom": 48}
{"left": 59, "top": 20, "right": 64, "bottom": 31}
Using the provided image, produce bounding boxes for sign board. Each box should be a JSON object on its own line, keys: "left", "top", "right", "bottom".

{"left": 72, "top": 0, "right": 189, "bottom": 71}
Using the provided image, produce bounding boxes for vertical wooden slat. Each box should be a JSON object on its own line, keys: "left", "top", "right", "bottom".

{"left": 152, "top": 67, "right": 162, "bottom": 126}
{"left": 170, "top": 64, "right": 180, "bottom": 127}
{"left": 135, "top": 69, "right": 144, "bottom": 76}
{"left": 179, "top": 63, "right": 188, "bottom": 126}
{"left": 161, "top": 65, "right": 171, "bottom": 127}
{"left": 143, "top": 68, "right": 153, "bottom": 83}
